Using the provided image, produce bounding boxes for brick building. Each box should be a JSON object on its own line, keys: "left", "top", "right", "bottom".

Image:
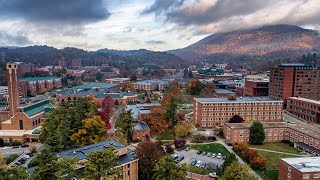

{"left": 269, "top": 64, "right": 320, "bottom": 103}
{"left": 278, "top": 157, "right": 320, "bottom": 180}
{"left": 15, "top": 62, "right": 35, "bottom": 77}
{"left": 244, "top": 75, "right": 269, "bottom": 96}
{"left": 19, "top": 76, "right": 62, "bottom": 97}
{"left": 193, "top": 96, "right": 283, "bottom": 127}
{"left": 224, "top": 122, "right": 287, "bottom": 144}
{"left": 223, "top": 121, "right": 320, "bottom": 156}
{"left": 0, "top": 63, "right": 53, "bottom": 142}
{"left": 133, "top": 80, "right": 170, "bottom": 92}
{"left": 57, "top": 59, "right": 67, "bottom": 68}
{"left": 132, "top": 121, "right": 150, "bottom": 141}
{"left": 52, "top": 140, "right": 138, "bottom": 180}
{"left": 287, "top": 97, "right": 320, "bottom": 123}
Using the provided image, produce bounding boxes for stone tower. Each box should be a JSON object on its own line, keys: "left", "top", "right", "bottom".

{"left": 6, "top": 63, "right": 19, "bottom": 117}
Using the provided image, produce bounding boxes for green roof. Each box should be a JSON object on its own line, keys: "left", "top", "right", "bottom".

{"left": 32, "top": 129, "right": 41, "bottom": 134}
{"left": 23, "top": 100, "right": 54, "bottom": 117}
{"left": 19, "top": 76, "right": 61, "bottom": 82}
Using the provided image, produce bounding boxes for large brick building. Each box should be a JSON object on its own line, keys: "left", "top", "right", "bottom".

{"left": 244, "top": 75, "right": 269, "bottom": 96}
{"left": 47, "top": 140, "right": 139, "bottom": 180}
{"left": 269, "top": 64, "right": 320, "bottom": 103}
{"left": 19, "top": 76, "right": 62, "bottom": 97}
{"left": 224, "top": 121, "right": 320, "bottom": 156}
{"left": 287, "top": 97, "right": 320, "bottom": 123}
{"left": 279, "top": 157, "right": 320, "bottom": 180}
{"left": 133, "top": 80, "right": 170, "bottom": 92}
{"left": 0, "top": 63, "right": 53, "bottom": 142}
{"left": 193, "top": 96, "right": 283, "bottom": 127}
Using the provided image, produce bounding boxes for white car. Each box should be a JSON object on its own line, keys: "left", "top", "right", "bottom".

{"left": 211, "top": 153, "right": 216, "bottom": 158}
{"left": 23, "top": 155, "right": 31, "bottom": 159}
{"left": 195, "top": 161, "right": 201, "bottom": 167}
{"left": 208, "top": 172, "right": 218, "bottom": 178}
{"left": 217, "top": 153, "right": 222, "bottom": 159}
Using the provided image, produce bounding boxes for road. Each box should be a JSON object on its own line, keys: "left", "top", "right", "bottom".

{"left": 107, "top": 108, "right": 123, "bottom": 136}
{"left": 1, "top": 147, "right": 30, "bottom": 155}
{"left": 6, "top": 143, "right": 43, "bottom": 167}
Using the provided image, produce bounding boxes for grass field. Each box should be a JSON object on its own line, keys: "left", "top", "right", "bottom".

{"left": 190, "top": 144, "right": 230, "bottom": 156}
{"left": 256, "top": 169, "right": 279, "bottom": 180}
{"left": 249, "top": 142, "right": 300, "bottom": 154}
{"left": 156, "top": 129, "right": 175, "bottom": 140}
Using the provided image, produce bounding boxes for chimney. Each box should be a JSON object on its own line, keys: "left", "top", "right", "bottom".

{"left": 6, "top": 63, "right": 20, "bottom": 117}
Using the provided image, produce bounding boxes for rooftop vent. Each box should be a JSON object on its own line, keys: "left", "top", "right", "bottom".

{"left": 73, "top": 151, "right": 76, "bottom": 154}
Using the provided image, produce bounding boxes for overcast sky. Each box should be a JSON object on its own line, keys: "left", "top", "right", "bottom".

{"left": 0, "top": 0, "right": 319, "bottom": 51}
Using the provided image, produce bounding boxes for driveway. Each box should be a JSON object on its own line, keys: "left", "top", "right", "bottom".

{"left": 174, "top": 149, "right": 224, "bottom": 168}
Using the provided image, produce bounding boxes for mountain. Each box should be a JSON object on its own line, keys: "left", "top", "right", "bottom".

{"left": 168, "top": 24, "right": 320, "bottom": 62}
{"left": 97, "top": 48, "right": 152, "bottom": 56}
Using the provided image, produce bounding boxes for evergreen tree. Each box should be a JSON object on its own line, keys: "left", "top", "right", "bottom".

{"left": 250, "top": 122, "right": 265, "bottom": 145}
{"left": 165, "top": 97, "right": 178, "bottom": 125}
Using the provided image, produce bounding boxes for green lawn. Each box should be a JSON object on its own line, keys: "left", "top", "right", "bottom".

{"left": 256, "top": 169, "right": 279, "bottom": 180}
{"left": 137, "top": 94, "right": 145, "bottom": 100}
{"left": 249, "top": 142, "right": 300, "bottom": 154}
{"left": 186, "top": 165, "right": 211, "bottom": 175}
{"left": 256, "top": 151, "right": 297, "bottom": 169}
{"left": 156, "top": 130, "right": 175, "bottom": 140}
{"left": 190, "top": 144, "right": 230, "bottom": 156}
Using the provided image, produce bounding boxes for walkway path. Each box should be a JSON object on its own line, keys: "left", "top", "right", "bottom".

{"left": 249, "top": 147, "right": 305, "bottom": 157}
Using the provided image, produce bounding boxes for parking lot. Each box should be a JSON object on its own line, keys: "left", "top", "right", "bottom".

{"left": 174, "top": 149, "right": 224, "bottom": 168}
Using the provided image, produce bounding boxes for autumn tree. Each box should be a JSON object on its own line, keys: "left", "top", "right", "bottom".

{"left": 153, "top": 156, "right": 187, "bottom": 180}
{"left": 102, "top": 96, "right": 114, "bottom": 117}
{"left": 222, "top": 153, "right": 238, "bottom": 172}
{"left": 122, "top": 81, "right": 134, "bottom": 92}
{"left": 220, "top": 162, "right": 257, "bottom": 180}
{"left": 162, "top": 82, "right": 182, "bottom": 107}
{"left": 250, "top": 122, "right": 265, "bottom": 145}
{"left": 229, "top": 115, "right": 244, "bottom": 123}
{"left": 175, "top": 121, "right": 193, "bottom": 137}
{"left": 135, "top": 140, "right": 164, "bottom": 180}
{"left": 186, "top": 79, "right": 203, "bottom": 95}
{"left": 201, "top": 82, "right": 216, "bottom": 97}
{"left": 71, "top": 116, "right": 107, "bottom": 146}
{"left": 83, "top": 148, "right": 121, "bottom": 180}
{"left": 148, "top": 107, "right": 170, "bottom": 135}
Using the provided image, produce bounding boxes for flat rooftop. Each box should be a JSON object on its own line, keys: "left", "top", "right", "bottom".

{"left": 288, "top": 97, "right": 320, "bottom": 105}
{"left": 225, "top": 122, "right": 288, "bottom": 129}
{"left": 195, "top": 96, "right": 282, "bottom": 103}
{"left": 281, "top": 157, "right": 320, "bottom": 173}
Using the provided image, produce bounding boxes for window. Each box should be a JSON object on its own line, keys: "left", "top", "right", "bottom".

{"left": 19, "top": 120, "right": 23, "bottom": 130}
{"left": 288, "top": 166, "right": 291, "bottom": 172}
{"left": 314, "top": 174, "right": 320, "bottom": 178}
{"left": 303, "top": 174, "right": 310, "bottom": 179}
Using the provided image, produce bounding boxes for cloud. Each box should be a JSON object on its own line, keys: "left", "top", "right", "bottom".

{"left": 0, "top": 31, "right": 31, "bottom": 45}
{"left": 0, "top": 0, "right": 110, "bottom": 25}
{"left": 146, "top": 40, "right": 166, "bottom": 44}
{"left": 143, "top": 0, "right": 320, "bottom": 35}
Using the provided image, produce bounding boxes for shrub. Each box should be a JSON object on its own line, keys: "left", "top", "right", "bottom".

{"left": 29, "top": 146, "right": 37, "bottom": 153}
{"left": 28, "top": 158, "right": 40, "bottom": 168}
{"left": 173, "top": 139, "right": 186, "bottom": 149}
{"left": 192, "top": 134, "right": 205, "bottom": 143}
{"left": 4, "top": 154, "right": 19, "bottom": 164}
{"left": 165, "top": 145, "right": 174, "bottom": 153}
{"left": 11, "top": 141, "right": 22, "bottom": 146}
{"left": 207, "top": 136, "right": 217, "bottom": 141}
{"left": 3, "top": 142, "right": 10, "bottom": 146}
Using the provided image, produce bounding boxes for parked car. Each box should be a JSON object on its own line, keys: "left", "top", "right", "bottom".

{"left": 217, "top": 153, "right": 222, "bottom": 159}
{"left": 207, "top": 152, "right": 212, "bottom": 157}
{"left": 23, "top": 155, "right": 31, "bottom": 159}
{"left": 208, "top": 172, "right": 218, "bottom": 178}
{"left": 195, "top": 161, "right": 202, "bottom": 167}
{"left": 26, "top": 153, "right": 34, "bottom": 157}
{"left": 190, "top": 159, "right": 197, "bottom": 166}
{"left": 20, "top": 144, "right": 29, "bottom": 148}
{"left": 18, "top": 158, "right": 26, "bottom": 164}
{"left": 196, "top": 150, "right": 202, "bottom": 155}
{"left": 201, "top": 151, "right": 207, "bottom": 156}
{"left": 175, "top": 156, "right": 184, "bottom": 162}
{"left": 185, "top": 147, "right": 190, "bottom": 151}
{"left": 15, "top": 162, "right": 22, "bottom": 166}
{"left": 200, "top": 162, "right": 207, "bottom": 168}
{"left": 172, "top": 154, "right": 178, "bottom": 160}
{"left": 211, "top": 153, "right": 216, "bottom": 158}
{"left": 12, "top": 146, "right": 19, "bottom": 149}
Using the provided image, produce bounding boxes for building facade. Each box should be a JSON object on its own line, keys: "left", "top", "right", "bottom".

{"left": 193, "top": 97, "right": 283, "bottom": 127}
{"left": 279, "top": 157, "right": 320, "bottom": 180}
{"left": 269, "top": 64, "right": 320, "bottom": 103}
{"left": 19, "top": 76, "right": 62, "bottom": 97}
{"left": 287, "top": 97, "right": 320, "bottom": 123}
{"left": 133, "top": 80, "right": 170, "bottom": 92}
{"left": 244, "top": 78, "right": 269, "bottom": 96}
{"left": 132, "top": 121, "right": 150, "bottom": 141}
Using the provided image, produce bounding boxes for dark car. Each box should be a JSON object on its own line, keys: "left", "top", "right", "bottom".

{"left": 18, "top": 158, "right": 27, "bottom": 164}
{"left": 201, "top": 151, "right": 207, "bottom": 156}
{"left": 190, "top": 159, "right": 197, "bottom": 166}
{"left": 21, "top": 144, "right": 29, "bottom": 148}
{"left": 176, "top": 156, "right": 184, "bottom": 162}
{"left": 15, "top": 162, "right": 22, "bottom": 166}
{"left": 196, "top": 150, "right": 202, "bottom": 155}
{"left": 12, "top": 146, "right": 19, "bottom": 149}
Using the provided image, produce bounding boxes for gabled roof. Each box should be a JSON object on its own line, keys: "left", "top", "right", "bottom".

{"left": 19, "top": 76, "right": 61, "bottom": 82}
{"left": 23, "top": 100, "right": 54, "bottom": 117}
{"left": 132, "top": 121, "right": 150, "bottom": 130}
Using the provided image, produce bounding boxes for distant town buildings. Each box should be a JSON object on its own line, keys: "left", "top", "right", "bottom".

{"left": 287, "top": 97, "right": 320, "bottom": 123}
{"left": 269, "top": 64, "right": 320, "bottom": 103}
{"left": 71, "top": 59, "right": 82, "bottom": 68}
{"left": 105, "top": 78, "right": 130, "bottom": 85}
{"left": 57, "top": 59, "right": 67, "bottom": 68}
{"left": 278, "top": 157, "right": 320, "bottom": 180}
{"left": 14, "top": 62, "right": 35, "bottom": 77}
{"left": 132, "top": 121, "right": 150, "bottom": 141}
{"left": 193, "top": 96, "right": 283, "bottom": 127}
{"left": 133, "top": 80, "right": 170, "bottom": 92}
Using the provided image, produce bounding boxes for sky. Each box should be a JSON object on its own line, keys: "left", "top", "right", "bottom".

{"left": 0, "top": 0, "right": 320, "bottom": 51}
